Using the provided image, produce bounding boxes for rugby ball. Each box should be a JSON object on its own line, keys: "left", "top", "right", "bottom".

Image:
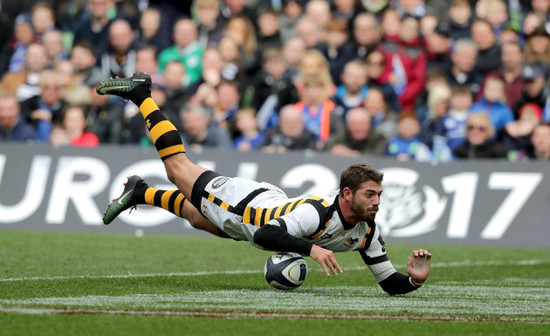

{"left": 264, "top": 252, "right": 308, "bottom": 290}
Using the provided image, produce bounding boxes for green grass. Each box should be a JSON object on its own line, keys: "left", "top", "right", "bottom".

{"left": 1, "top": 230, "right": 549, "bottom": 336}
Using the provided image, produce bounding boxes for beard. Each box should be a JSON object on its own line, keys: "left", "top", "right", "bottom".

{"left": 350, "top": 196, "right": 378, "bottom": 223}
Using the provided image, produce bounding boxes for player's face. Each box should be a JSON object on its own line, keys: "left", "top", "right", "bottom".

{"left": 349, "top": 181, "right": 382, "bottom": 222}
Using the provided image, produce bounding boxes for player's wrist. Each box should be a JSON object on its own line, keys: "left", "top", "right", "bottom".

{"left": 409, "top": 276, "right": 424, "bottom": 287}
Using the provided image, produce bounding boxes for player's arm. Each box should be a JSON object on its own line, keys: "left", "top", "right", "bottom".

{"left": 253, "top": 205, "right": 343, "bottom": 276}
{"left": 360, "top": 234, "right": 432, "bottom": 294}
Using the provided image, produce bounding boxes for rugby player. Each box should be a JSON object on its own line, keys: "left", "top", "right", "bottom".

{"left": 97, "top": 72, "right": 432, "bottom": 294}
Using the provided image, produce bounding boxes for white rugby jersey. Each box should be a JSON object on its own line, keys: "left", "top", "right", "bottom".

{"left": 199, "top": 177, "right": 388, "bottom": 266}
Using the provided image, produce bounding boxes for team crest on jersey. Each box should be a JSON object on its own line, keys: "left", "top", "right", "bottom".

{"left": 377, "top": 168, "right": 446, "bottom": 237}
{"left": 345, "top": 237, "right": 359, "bottom": 247}
{"left": 211, "top": 177, "right": 229, "bottom": 189}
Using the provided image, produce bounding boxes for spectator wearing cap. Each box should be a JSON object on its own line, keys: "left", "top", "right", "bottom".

{"left": 471, "top": 19, "right": 502, "bottom": 76}
{"left": 524, "top": 25, "right": 550, "bottom": 77}
{"left": 478, "top": 41, "right": 524, "bottom": 110}
{"left": 0, "top": 92, "right": 36, "bottom": 142}
{"left": 350, "top": 12, "right": 381, "bottom": 60}
{"left": 513, "top": 64, "right": 549, "bottom": 118}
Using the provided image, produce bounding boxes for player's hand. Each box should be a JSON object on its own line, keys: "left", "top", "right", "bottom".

{"left": 407, "top": 249, "right": 432, "bottom": 285}
{"left": 310, "top": 244, "right": 343, "bottom": 276}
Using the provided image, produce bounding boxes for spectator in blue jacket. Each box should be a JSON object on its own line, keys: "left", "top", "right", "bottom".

{"left": 0, "top": 93, "right": 36, "bottom": 142}
{"left": 470, "top": 76, "right": 514, "bottom": 133}
{"left": 386, "top": 112, "right": 423, "bottom": 161}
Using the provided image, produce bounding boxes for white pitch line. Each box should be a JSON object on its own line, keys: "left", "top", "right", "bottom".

{"left": 0, "top": 259, "right": 547, "bottom": 283}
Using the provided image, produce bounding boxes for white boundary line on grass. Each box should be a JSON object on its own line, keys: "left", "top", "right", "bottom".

{"left": 0, "top": 259, "right": 547, "bottom": 283}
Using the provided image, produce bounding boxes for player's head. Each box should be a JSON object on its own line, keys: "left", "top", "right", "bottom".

{"left": 339, "top": 163, "right": 384, "bottom": 196}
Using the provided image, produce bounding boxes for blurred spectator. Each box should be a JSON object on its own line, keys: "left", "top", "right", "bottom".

{"left": 485, "top": 0, "right": 509, "bottom": 37}
{"left": 350, "top": 12, "right": 381, "bottom": 59}
{"left": 0, "top": 92, "right": 36, "bottom": 142}
{"left": 296, "top": 74, "right": 343, "bottom": 148}
{"left": 257, "top": 7, "right": 283, "bottom": 53}
{"left": 365, "top": 50, "right": 400, "bottom": 113}
{"left": 395, "top": 0, "right": 427, "bottom": 18}
{"left": 135, "top": 46, "right": 163, "bottom": 85}
{"left": 199, "top": 47, "right": 224, "bottom": 87}
{"left": 453, "top": 113, "right": 508, "bottom": 159}
{"left": 499, "top": 24, "right": 521, "bottom": 45}
{"left": 1, "top": 15, "right": 36, "bottom": 75}
{"left": 43, "top": 30, "right": 68, "bottom": 69}
{"left": 419, "top": 13, "right": 438, "bottom": 38}
{"left": 189, "top": 83, "right": 219, "bottom": 110}
{"left": 415, "top": 68, "right": 448, "bottom": 123}
{"left": 522, "top": 12, "right": 544, "bottom": 37}
{"left": 56, "top": 60, "right": 92, "bottom": 106}
{"left": 470, "top": 77, "right": 514, "bottom": 133}
{"left": 0, "top": 1, "right": 14, "bottom": 77}
{"left": 420, "top": 83, "right": 451, "bottom": 148}
{"left": 30, "top": 2, "right": 55, "bottom": 40}
{"left": 513, "top": 64, "right": 549, "bottom": 117}
{"left": 480, "top": 42, "right": 524, "bottom": 110}
{"left": 218, "top": 35, "right": 243, "bottom": 83}
{"left": 251, "top": 48, "right": 293, "bottom": 130}
{"left": 99, "top": 19, "right": 138, "bottom": 78}
{"left": 163, "top": 61, "right": 192, "bottom": 129}
{"left": 20, "top": 71, "right": 69, "bottom": 143}
{"left": 363, "top": 87, "right": 398, "bottom": 140}
{"left": 180, "top": 103, "right": 232, "bottom": 150}
{"left": 527, "top": 123, "right": 550, "bottom": 160}
{"left": 73, "top": 0, "right": 113, "bottom": 56}
{"left": 281, "top": 36, "right": 306, "bottom": 79}
{"left": 61, "top": 105, "right": 100, "bottom": 147}
{"left": 448, "top": 0, "right": 473, "bottom": 41}
{"left": 296, "top": 16, "right": 324, "bottom": 50}
{"left": 295, "top": 49, "right": 334, "bottom": 97}
{"left": 304, "top": 0, "right": 332, "bottom": 40}
{"left": 70, "top": 40, "right": 104, "bottom": 89}
{"left": 386, "top": 112, "right": 423, "bottom": 161}
{"left": 502, "top": 103, "right": 542, "bottom": 155}
{"left": 445, "top": 84, "right": 472, "bottom": 149}
{"left": 321, "top": 19, "right": 355, "bottom": 86}
{"left": 523, "top": 25, "right": 550, "bottom": 77}
{"left": 279, "top": 0, "right": 304, "bottom": 43}
{"left": 471, "top": 19, "right": 502, "bottom": 75}
{"left": 224, "top": 15, "right": 260, "bottom": 78}
{"left": 49, "top": 123, "right": 70, "bottom": 146}
{"left": 262, "top": 104, "right": 317, "bottom": 152}
{"left": 194, "top": 0, "right": 225, "bottom": 48}
{"left": 137, "top": 7, "right": 168, "bottom": 52}
{"left": 220, "top": 0, "right": 257, "bottom": 22}
{"left": 213, "top": 79, "right": 241, "bottom": 135}
{"left": 447, "top": 39, "right": 483, "bottom": 98}
{"left": 332, "top": 0, "right": 361, "bottom": 30}
{"left": 333, "top": 60, "right": 369, "bottom": 120}
{"left": 233, "top": 108, "right": 266, "bottom": 151}
{"left": 361, "top": 0, "right": 389, "bottom": 14}
{"left": 424, "top": 21, "right": 452, "bottom": 72}
{"left": 112, "top": 0, "right": 141, "bottom": 30}
{"left": 385, "top": 15, "right": 427, "bottom": 110}
{"left": 86, "top": 73, "right": 125, "bottom": 144}
{"left": 158, "top": 18, "right": 204, "bottom": 86}
{"left": 325, "top": 106, "right": 387, "bottom": 157}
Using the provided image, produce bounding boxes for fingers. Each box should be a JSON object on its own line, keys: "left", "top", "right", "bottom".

{"left": 412, "top": 249, "right": 432, "bottom": 258}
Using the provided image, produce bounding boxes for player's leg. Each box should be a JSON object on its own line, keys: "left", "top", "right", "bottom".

{"left": 96, "top": 72, "right": 205, "bottom": 198}
{"left": 102, "top": 175, "right": 228, "bottom": 237}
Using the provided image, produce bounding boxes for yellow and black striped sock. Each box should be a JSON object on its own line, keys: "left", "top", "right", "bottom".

{"left": 139, "top": 97, "right": 186, "bottom": 160}
{"left": 144, "top": 187, "right": 186, "bottom": 218}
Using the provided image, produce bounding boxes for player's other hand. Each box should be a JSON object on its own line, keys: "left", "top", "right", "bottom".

{"left": 310, "top": 244, "right": 343, "bottom": 276}
{"left": 407, "top": 249, "right": 432, "bottom": 285}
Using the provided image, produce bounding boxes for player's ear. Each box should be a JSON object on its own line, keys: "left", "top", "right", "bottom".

{"left": 343, "top": 187, "right": 352, "bottom": 201}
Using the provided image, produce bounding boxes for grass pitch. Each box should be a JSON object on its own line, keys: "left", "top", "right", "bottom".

{"left": 1, "top": 230, "right": 549, "bottom": 335}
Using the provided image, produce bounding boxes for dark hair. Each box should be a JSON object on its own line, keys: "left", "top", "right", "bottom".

{"left": 339, "top": 163, "right": 384, "bottom": 197}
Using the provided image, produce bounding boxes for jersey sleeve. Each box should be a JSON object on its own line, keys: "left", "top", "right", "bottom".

{"left": 265, "top": 202, "right": 322, "bottom": 238}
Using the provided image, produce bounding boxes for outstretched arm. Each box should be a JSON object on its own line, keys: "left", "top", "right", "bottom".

{"left": 365, "top": 249, "right": 432, "bottom": 295}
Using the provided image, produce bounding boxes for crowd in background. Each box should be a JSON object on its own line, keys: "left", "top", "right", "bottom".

{"left": 0, "top": 0, "right": 549, "bottom": 161}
